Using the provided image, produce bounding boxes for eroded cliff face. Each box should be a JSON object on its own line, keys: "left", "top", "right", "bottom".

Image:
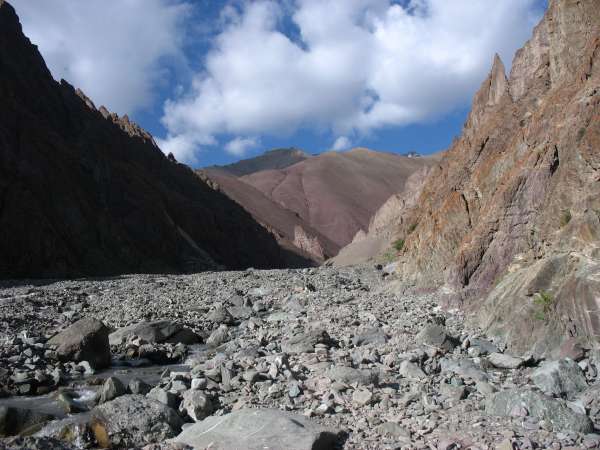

{"left": 0, "top": 1, "right": 299, "bottom": 278}
{"left": 393, "top": 0, "right": 600, "bottom": 354}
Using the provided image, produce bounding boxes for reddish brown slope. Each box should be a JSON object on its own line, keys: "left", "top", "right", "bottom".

{"left": 390, "top": 0, "right": 600, "bottom": 355}
{"left": 242, "top": 149, "right": 440, "bottom": 248}
{"left": 199, "top": 168, "right": 339, "bottom": 262}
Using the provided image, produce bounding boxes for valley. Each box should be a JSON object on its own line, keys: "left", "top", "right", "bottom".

{"left": 2, "top": 266, "right": 599, "bottom": 450}
{"left": 0, "top": 0, "right": 599, "bottom": 449}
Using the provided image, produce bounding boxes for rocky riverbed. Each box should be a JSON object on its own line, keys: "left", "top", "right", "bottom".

{"left": 0, "top": 266, "right": 599, "bottom": 449}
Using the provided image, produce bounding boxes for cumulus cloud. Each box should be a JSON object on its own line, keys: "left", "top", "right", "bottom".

{"left": 225, "top": 137, "right": 259, "bottom": 156}
{"left": 332, "top": 136, "right": 352, "bottom": 151}
{"left": 12, "top": 0, "right": 190, "bottom": 115}
{"left": 160, "top": 0, "right": 541, "bottom": 163}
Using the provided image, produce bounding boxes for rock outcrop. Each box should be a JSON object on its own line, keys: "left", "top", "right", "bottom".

{"left": 388, "top": 0, "right": 600, "bottom": 354}
{"left": 0, "top": 1, "right": 304, "bottom": 278}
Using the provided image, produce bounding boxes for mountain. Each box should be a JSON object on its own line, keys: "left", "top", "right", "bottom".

{"left": 0, "top": 1, "right": 308, "bottom": 278}
{"left": 198, "top": 168, "right": 338, "bottom": 263}
{"left": 375, "top": 0, "right": 600, "bottom": 355}
{"left": 239, "top": 148, "right": 441, "bottom": 249}
{"left": 207, "top": 148, "right": 309, "bottom": 177}
{"left": 201, "top": 148, "right": 440, "bottom": 260}
{"left": 331, "top": 165, "right": 435, "bottom": 266}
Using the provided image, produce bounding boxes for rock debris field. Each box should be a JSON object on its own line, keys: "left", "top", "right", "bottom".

{"left": 0, "top": 266, "right": 599, "bottom": 449}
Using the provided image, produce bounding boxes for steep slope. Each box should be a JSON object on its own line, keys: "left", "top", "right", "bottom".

{"left": 207, "top": 148, "right": 309, "bottom": 177}
{"left": 0, "top": 1, "right": 305, "bottom": 278}
{"left": 331, "top": 165, "right": 436, "bottom": 266}
{"left": 199, "top": 168, "right": 339, "bottom": 262}
{"left": 390, "top": 0, "right": 600, "bottom": 354}
{"left": 241, "top": 149, "right": 440, "bottom": 248}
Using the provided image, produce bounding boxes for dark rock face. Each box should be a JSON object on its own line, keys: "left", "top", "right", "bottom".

{"left": 0, "top": 405, "right": 54, "bottom": 437}
{"left": 0, "top": 1, "right": 304, "bottom": 279}
{"left": 47, "top": 317, "right": 111, "bottom": 369}
{"left": 389, "top": 0, "right": 600, "bottom": 354}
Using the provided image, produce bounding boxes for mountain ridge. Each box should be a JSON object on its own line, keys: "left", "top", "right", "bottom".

{"left": 381, "top": 0, "right": 600, "bottom": 355}
{"left": 0, "top": 1, "right": 307, "bottom": 278}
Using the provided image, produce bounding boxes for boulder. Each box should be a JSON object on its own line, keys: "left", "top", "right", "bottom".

{"left": 440, "top": 358, "right": 488, "bottom": 382}
{"left": 207, "top": 307, "right": 234, "bottom": 325}
{"left": 469, "top": 338, "right": 499, "bottom": 355}
{"left": 47, "top": 317, "right": 111, "bottom": 369}
{"left": 531, "top": 358, "right": 587, "bottom": 399}
{"left": 179, "top": 390, "right": 213, "bottom": 422}
{"left": 415, "top": 325, "right": 457, "bottom": 352}
{"left": 485, "top": 388, "right": 593, "bottom": 433}
{"left": 99, "top": 376, "right": 126, "bottom": 403}
{"left": 324, "top": 366, "right": 378, "bottom": 386}
{"left": 487, "top": 352, "right": 525, "bottom": 369}
{"left": 128, "top": 378, "right": 151, "bottom": 395}
{"left": 171, "top": 408, "right": 339, "bottom": 450}
{"left": 352, "top": 328, "right": 388, "bottom": 346}
{"left": 91, "top": 395, "right": 183, "bottom": 448}
{"left": 398, "top": 361, "right": 426, "bottom": 380}
{"left": 206, "top": 325, "right": 230, "bottom": 347}
{"left": 147, "top": 387, "right": 179, "bottom": 408}
{"left": 109, "top": 320, "right": 199, "bottom": 346}
{"left": 281, "top": 329, "right": 331, "bottom": 354}
{"left": 0, "top": 406, "right": 54, "bottom": 437}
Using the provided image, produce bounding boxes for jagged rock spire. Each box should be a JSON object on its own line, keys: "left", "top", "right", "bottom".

{"left": 466, "top": 53, "right": 510, "bottom": 131}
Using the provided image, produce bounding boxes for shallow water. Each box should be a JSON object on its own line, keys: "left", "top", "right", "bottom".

{"left": 0, "top": 344, "right": 209, "bottom": 418}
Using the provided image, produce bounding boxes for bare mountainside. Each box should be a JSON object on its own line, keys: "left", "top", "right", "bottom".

{"left": 0, "top": 1, "right": 307, "bottom": 278}
{"left": 372, "top": 0, "right": 600, "bottom": 355}
{"left": 198, "top": 167, "right": 339, "bottom": 263}
{"left": 239, "top": 148, "right": 441, "bottom": 249}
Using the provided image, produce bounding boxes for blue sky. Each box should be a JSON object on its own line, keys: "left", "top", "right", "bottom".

{"left": 14, "top": 0, "right": 547, "bottom": 167}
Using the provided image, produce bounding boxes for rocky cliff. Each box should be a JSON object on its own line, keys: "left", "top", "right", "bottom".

{"left": 391, "top": 0, "right": 600, "bottom": 355}
{"left": 0, "top": 1, "right": 303, "bottom": 278}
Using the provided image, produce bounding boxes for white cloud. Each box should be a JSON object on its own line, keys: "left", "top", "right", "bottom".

{"left": 12, "top": 0, "right": 190, "bottom": 115}
{"left": 161, "top": 0, "right": 541, "bottom": 163}
{"left": 332, "top": 136, "right": 352, "bottom": 151}
{"left": 225, "top": 137, "right": 259, "bottom": 156}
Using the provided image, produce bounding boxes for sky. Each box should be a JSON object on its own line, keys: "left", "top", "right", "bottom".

{"left": 12, "top": 0, "right": 547, "bottom": 167}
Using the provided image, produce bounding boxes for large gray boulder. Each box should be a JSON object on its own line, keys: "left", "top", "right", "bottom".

{"left": 108, "top": 320, "right": 199, "bottom": 346}
{"left": 415, "top": 325, "right": 457, "bottom": 352}
{"left": 352, "top": 328, "right": 388, "bottom": 346}
{"left": 172, "top": 408, "right": 339, "bottom": 450}
{"left": 281, "top": 329, "right": 331, "bottom": 354}
{"left": 179, "top": 390, "right": 213, "bottom": 422}
{"left": 487, "top": 352, "right": 525, "bottom": 369}
{"left": 485, "top": 388, "right": 593, "bottom": 433}
{"left": 531, "top": 358, "right": 587, "bottom": 399}
{"left": 99, "top": 376, "right": 126, "bottom": 403}
{"left": 91, "top": 395, "right": 183, "bottom": 448}
{"left": 439, "top": 358, "right": 488, "bottom": 382}
{"left": 47, "top": 317, "right": 111, "bottom": 369}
